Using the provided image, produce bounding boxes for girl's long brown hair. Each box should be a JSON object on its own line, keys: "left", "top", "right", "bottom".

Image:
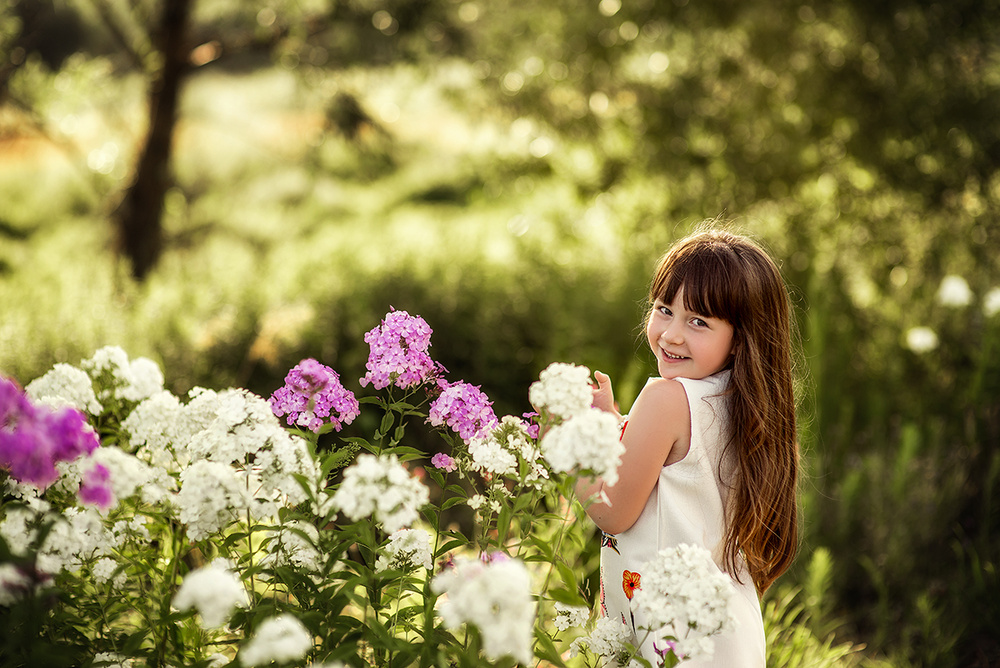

{"left": 649, "top": 228, "right": 799, "bottom": 593}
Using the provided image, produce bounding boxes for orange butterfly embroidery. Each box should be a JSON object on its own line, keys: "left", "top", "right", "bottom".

{"left": 622, "top": 570, "right": 641, "bottom": 600}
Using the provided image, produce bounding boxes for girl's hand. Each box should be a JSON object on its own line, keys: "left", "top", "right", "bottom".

{"left": 592, "top": 370, "right": 620, "bottom": 417}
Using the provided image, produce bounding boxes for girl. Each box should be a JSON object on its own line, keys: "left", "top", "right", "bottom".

{"left": 577, "top": 228, "right": 799, "bottom": 666}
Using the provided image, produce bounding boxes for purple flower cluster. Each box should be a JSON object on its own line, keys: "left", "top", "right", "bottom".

{"left": 270, "top": 359, "right": 360, "bottom": 433}
{"left": 360, "top": 310, "right": 442, "bottom": 390}
{"left": 428, "top": 380, "right": 498, "bottom": 442}
{"left": 1, "top": 377, "right": 108, "bottom": 505}
{"left": 78, "top": 462, "right": 113, "bottom": 509}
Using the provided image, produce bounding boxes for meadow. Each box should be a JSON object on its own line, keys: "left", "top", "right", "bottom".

{"left": 1, "top": 15, "right": 998, "bottom": 665}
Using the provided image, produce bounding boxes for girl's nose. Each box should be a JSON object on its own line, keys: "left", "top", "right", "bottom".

{"left": 660, "top": 322, "right": 683, "bottom": 345}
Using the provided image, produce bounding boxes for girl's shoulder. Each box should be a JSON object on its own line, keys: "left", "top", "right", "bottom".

{"left": 631, "top": 377, "right": 690, "bottom": 423}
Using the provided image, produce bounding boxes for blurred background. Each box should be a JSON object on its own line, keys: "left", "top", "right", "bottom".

{"left": 0, "top": 0, "right": 997, "bottom": 665}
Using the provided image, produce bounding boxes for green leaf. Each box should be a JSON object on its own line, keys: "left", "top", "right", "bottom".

{"left": 533, "top": 627, "right": 567, "bottom": 667}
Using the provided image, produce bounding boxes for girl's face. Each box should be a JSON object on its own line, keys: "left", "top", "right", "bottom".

{"left": 646, "top": 285, "right": 735, "bottom": 381}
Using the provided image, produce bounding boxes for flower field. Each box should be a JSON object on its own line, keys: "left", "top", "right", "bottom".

{"left": 1, "top": 310, "right": 784, "bottom": 667}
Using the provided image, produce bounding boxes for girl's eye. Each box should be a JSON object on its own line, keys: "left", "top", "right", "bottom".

{"left": 691, "top": 317, "right": 708, "bottom": 327}
{"left": 658, "top": 306, "right": 672, "bottom": 316}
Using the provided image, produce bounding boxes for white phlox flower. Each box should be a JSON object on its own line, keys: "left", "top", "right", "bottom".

{"left": 936, "top": 275, "right": 973, "bottom": 307}
{"left": 123, "top": 390, "right": 192, "bottom": 471}
{"left": 905, "top": 326, "right": 939, "bottom": 354}
{"left": 431, "top": 555, "right": 535, "bottom": 665}
{"left": 631, "top": 543, "right": 738, "bottom": 663}
{"left": 252, "top": 431, "right": 322, "bottom": 508}
{"left": 91, "top": 556, "right": 126, "bottom": 589}
{"left": 569, "top": 615, "right": 633, "bottom": 665}
{"left": 175, "top": 460, "right": 251, "bottom": 541}
{"left": 80, "top": 347, "right": 163, "bottom": 403}
{"left": 186, "top": 389, "right": 284, "bottom": 465}
{"left": 553, "top": 602, "right": 591, "bottom": 632}
{"left": 528, "top": 362, "right": 594, "bottom": 421}
{"left": 36, "top": 507, "right": 112, "bottom": 575}
{"left": 0, "top": 499, "right": 49, "bottom": 556}
{"left": 541, "top": 408, "right": 625, "bottom": 486}
{"left": 181, "top": 388, "right": 322, "bottom": 510}
{"left": 331, "top": 453, "right": 429, "bottom": 534}
{"left": 467, "top": 434, "right": 518, "bottom": 477}
{"left": 173, "top": 559, "right": 249, "bottom": 629}
{"left": 376, "top": 528, "right": 433, "bottom": 572}
{"left": 240, "top": 613, "right": 313, "bottom": 667}
{"left": 25, "top": 363, "right": 103, "bottom": 415}
{"left": 93, "top": 652, "right": 135, "bottom": 667}
{"left": 83, "top": 446, "right": 169, "bottom": 508}
{"left": 261, "top": 520, "right": 323, "bottom": 575}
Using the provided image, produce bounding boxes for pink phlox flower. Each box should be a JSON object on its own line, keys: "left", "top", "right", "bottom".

{"left": 479, "top": 551, "right": 510, "bottom": 564}
{"left": 0, "top": 378, "right": 101, "bottom": 489}
{"left": 654, "top": 638, "right": 683, "bottom": 662}
{"left": 427, "top": 380, "right": 498, "bottom": 442}
{"left": 521, "top": 411, "right": 540, "bottom": 439}
{"left": 270, "top": 359, "right": 360, "bottom": 433}
{"left": 78, "top": 462, "right": 114, "bottom": 510}
{"left": 360, "top": 310, "right": 443, "bottom": 390}
{"left": 431, "top": 452, "right": 457, "bottom": 472}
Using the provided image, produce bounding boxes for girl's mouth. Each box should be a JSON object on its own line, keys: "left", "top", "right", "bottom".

{"left": 663, "top": 350, "right": 686, "bottom": 360}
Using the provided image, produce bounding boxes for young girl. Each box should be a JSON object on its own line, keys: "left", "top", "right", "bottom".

{"left": 577, "top": 228, "right": 799, "bottom": 666}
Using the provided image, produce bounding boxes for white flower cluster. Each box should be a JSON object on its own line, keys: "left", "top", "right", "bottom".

{"left": 173, "top": 559, "right": 249, "bottom": 628}
{"left": 261, "top": 521, "right": 324, "bottom": 575}
{"left": 331, "top": 453, "right": 429, "bottom": 534}
{"left": 569, "top": 615, "right": 637, "bottom": 667}
{"left": 376, "top": 528, "right": 433, "bottom": 572}
{"left": 631, "top": 543, "right": 738, "bottom": 662}
{"left": 468, "top": 415, "right": 549, "bottom": 487}
{"left": 176, "top": 460, "right": 251, "bottom": 541}
{"left": 25, "top": 363, "right": 103, "bottom": 414}
{"left": 553, "top": 602, "right": 590, "bottom": 632}
{"left": 93, "top": 652, "right": 135, "bottom": 668}
{"left": 80, "top": 346, "right": 164, "bottom": 403}
{"left": 85, "top": 445, "right": 171, "bottom": 507}
{"left": 120, "top": 378, "right": 323, "bottom": 538}
{"left": 0, "top": 501, "right": 117, "bottom": 576}
{"left": 541, "top": 408, "right": 625, "bottom": 487}
{"left": 431, "top": 556, "right": 535, "bottom": 665}
{"left": 123, "top": 390, "right": 192, "bottom": 470}
{"left": 528, "top": 362, "right": 594, "bottom": 421}
{"left": 240, "top": 614, "right": 313, "bottom": 667}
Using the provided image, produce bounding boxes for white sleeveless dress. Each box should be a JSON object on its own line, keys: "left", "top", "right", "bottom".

{"left": 598, "top": 371, "right": 765, "bottom": 667}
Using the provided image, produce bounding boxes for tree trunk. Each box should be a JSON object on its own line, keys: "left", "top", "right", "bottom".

{"left": 116, "top": 0, "right": 193, "bottom": 281}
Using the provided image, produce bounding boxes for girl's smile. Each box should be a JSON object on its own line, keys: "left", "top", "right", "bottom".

{"left": 646, "top": 286, "right": 735, "bottom": 380}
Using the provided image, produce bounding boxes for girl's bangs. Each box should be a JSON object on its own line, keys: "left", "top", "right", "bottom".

{"left": 653, "top": 247, "right": 739, "bottom": 322}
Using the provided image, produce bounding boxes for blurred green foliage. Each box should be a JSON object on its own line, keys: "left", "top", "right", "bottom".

{"left": 0, "top": 0, "right": 998, "bottom": 665}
